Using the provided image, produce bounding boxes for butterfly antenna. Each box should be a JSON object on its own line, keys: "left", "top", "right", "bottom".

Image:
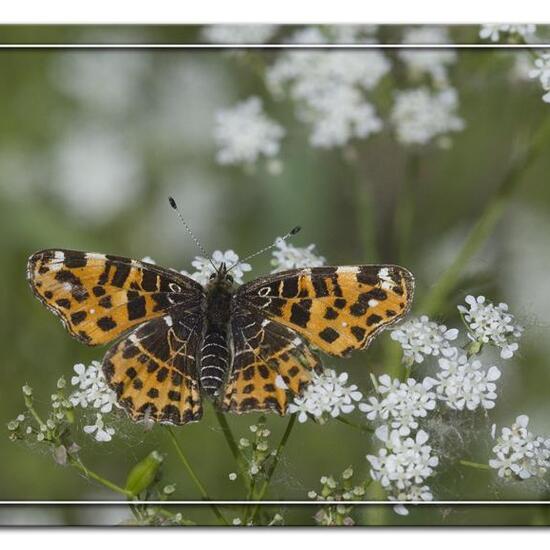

{"left": 168, "top": 196, "right": 218, "bottom": 271}
{"left": 227, "top": 225, "right": 301, "bottom": 272}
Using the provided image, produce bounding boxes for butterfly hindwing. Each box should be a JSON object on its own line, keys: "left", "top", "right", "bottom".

{"left": 27, "top": 249, "right": 205, "bottom": 345}
{"left": 102, "top": 311, "right": 204, "bottom": 425}
{"left": 238, "top": 265, "right": 414, "bottom": 357}
{"left": 221, "top": 307, "right": 322, "bottom": 414}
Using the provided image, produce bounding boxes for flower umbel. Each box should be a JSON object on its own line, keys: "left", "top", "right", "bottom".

{"left": 367, "top": 427, "right": 438, "bottom": 503}
{"left": 214, "top": 97, "right": 285, "bottom": 166}
{"left": 436, "top": 350, "right": 501, "bottom": 411}
{"left": 70, "top": 361, "right": 117, "bottom": 414}
{"left": 271, "top": 237, "right": 326, "bottom": 272}
{"left": 288, "top": 369, "right": 363, "bottom": 423}
{"left": 458, "top": 295, "right": 523, "bottom": 359}
{"left": 529, "top": 51, "right": 550, "bottom": 104}
{"left": 360, "top": 375, "right": 437, "bottom": 436}
{"left": 391, "top": 315, "right": 459, "bottom": 364}
{"left": 390, "top": 87, "right": 465, "bottom": 146}
{"left": 184, "top": 250, "right": 252, "bottom": 286}
{"left": 489, "top": 415, "right": 550, "bottom": 480}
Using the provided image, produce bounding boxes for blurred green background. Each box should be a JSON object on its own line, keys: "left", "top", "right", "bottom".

{"left": 1, "top": 25, "right": 550, "bottom": 526}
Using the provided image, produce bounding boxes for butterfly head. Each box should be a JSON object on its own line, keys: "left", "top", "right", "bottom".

{"left": 208, "top": 262, "right": 234, "bottom": 289}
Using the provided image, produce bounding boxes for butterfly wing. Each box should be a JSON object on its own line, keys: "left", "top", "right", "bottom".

{"left": 27, "top": 249, "right": 205, "bottom": 345}
{"left": 103, "top": 310, "right": 203, "bottom": 424}
{"left": 220, "top": 305, "right": 322, "bottom": 415}
{"left": 237, "top": 265, "right": 414, "bottom": 357}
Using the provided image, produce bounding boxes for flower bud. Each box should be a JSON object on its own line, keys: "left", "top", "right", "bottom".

{"left": 125, "top": 450, "right": 164, "bottom": 497}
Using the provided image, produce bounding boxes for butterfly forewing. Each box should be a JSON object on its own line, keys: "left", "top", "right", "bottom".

{"left": 238, "top": 265, "right": 414, "bottom": 357}
{"left": 27, "top": 249, "right": 205, "bottom": 345}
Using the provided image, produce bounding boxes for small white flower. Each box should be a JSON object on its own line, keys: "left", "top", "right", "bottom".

{"left": 391, "top": 315, "right": 459, "bottom": 364}
{"left": 458, "top": 295, "right": 523, "bottom": 359}
{"left": 288, "top": 369, "right": 362, "bottom": 422}
{"left": 69, "top": 361, "right": 117, "bottom": 413}
{"left": 436, "top": 350, "right": 501, "bottom": 411}
{"left": 271, "top": 238, "right": 325, "bottom": 272}
{"left": 399, "top": 27, "right": 456, "bottom": 86}
{"left": 266, "top": 49, "right": 390, "bottom": 148}
{"left": 390, "top": 87, "right": 465, "bottom": 146}
{"left": 479, "top": 24, "right": 536, "bottom": 43}
{"left": 303, "top": 84, "right": 383, "bottom": 148}
{"left": 367, "top": 429, "right": 438, "bottom": 500}
{"left": 360, "top": 375, "right": 437, "bottom": 435}
{"left": 83, "top": 413, "right": 115, "bottom": 443}
{"left": 490, "top": 415, "right": 550, "bottom": 480}
{"left": 214, "top": 97, "right": 285, "bottom": 166}
{"left": 529, "top": 51, "right": 550, "bottom": 104}
{"left": 187, "top": 249, "right": 252, "bottom": 286}
{"left": 201, "top": 25, "right": 278, "bottom": 44}
{"left": 228, "top": 472, "right": 237, "bottom": 481}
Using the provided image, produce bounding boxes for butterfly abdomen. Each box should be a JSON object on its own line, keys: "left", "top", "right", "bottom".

{"left": 199, "top": 327, "right": 229, "bottom": 397}
{"left": 200, "top": 281, "right": 233, "bottom": 397}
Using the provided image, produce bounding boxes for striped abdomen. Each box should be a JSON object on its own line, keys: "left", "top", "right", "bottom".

{"left": 199, "top": 327, "right": 229, "bottom": 397}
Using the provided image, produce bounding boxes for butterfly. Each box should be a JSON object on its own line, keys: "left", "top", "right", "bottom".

{"left": 27, "top": 238, "right": 414, "bottom": 426}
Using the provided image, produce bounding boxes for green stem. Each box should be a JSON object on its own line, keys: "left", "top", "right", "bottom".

{"left": 335, "top": 416, "right": 374, "bottom": 433}
{"left": 353, "top": 176, "right": 380, "bottom": 263}
{"left": 459, "top": 459, "right": 491, "bottom": 471}
{"left": 214, "top": 411, "right": 250, "bottom": 491}
{"left": 70, "top": 457, "right": 134, "bottom": 498}
{"left": 395, "top": 153, "right": 419, "bottom": 265}
{"left": 419, "top": 118, "right": 550, "bottom": 316}
{"left": 249, "top": 415, "right": 297, "bottom": 524}
{"left": 165, "top": 426, "right": 229, "bottom": 525}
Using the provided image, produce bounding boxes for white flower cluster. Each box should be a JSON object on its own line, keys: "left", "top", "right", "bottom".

{"left": 360, "top": 375, "right": 437, "bottom": 436}
{"left": 390, "top": 87, "right": 465, "bottom": 146}
{"left": 69, "top": 362, "right": 118, "bottom": 443}
{"left": 266, "top": 49, "right": 389, "bottom": 148}
{"left": 529, "top": 51, "right": 550, "bottom": 104}
{"left": 183, "top": 250, "right": 252, "bottom": 286}
{"left": 201, "top": 24, "right": 278, "bottom": 44}
{"left": 288, "top": 370, "right": 363, "bottom": 423}
{"left": 398, "top": 27, "right": 457, "bottom": 86}
{"left": 479, "top": 24, "right": 536, "bottom": 43}
{"left": 367, "top": 427, "right": 438, "bottom": 505}
{"left": 271, "top": 237, "right": 326, "bottom": 272}
{"left": 436, "top": 350, "right": 501, "bottom": 411}
{"left": 458, "top": 295, "right": 523, "bottom": 359}
{"left": 390, "top": 314, "right": 459, "bottom": 364}
{"left": 490, "top": 415, "right": 550, "bottom": 480}
{"left": 213, "top": 97, "right": 285, "bottom": 166}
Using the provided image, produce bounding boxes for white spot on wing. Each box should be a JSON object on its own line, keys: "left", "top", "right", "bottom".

{"left": 261, "top": 319, "right": 270, "bottom": 327}
{"left": 164, "top": 315, "right": 173, "bottom": 327}
{"left": 292, "top": 337, "right": 301, "bottom": 346}
{"left": 368, "top": 299, "right": 379, "bottom": 307}
{"left": 89, "top": 308, "right": 95, "bottom": 314}
{"left": 50, "top": 251, "right": 64, "bottom": 271}
{"left": 275, "top": 375, "right": 288, "bottom": 390}
{"left": 86, "top": 252, "right": 106, "bottom": 260}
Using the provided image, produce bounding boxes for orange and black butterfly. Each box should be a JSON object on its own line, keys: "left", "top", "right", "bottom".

{"left": 27, "top": 206, "right": 414, "bottom": 426}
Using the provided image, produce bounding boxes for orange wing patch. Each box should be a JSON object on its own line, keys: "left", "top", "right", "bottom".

{"left": 27, "top": 249, "right": 203, "bottom": 346}
{"left": 103, "top": 316, "right": 203, "bottom": 425}
{"left": 241, "top": 265, "right": 414, "bottom": 357}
